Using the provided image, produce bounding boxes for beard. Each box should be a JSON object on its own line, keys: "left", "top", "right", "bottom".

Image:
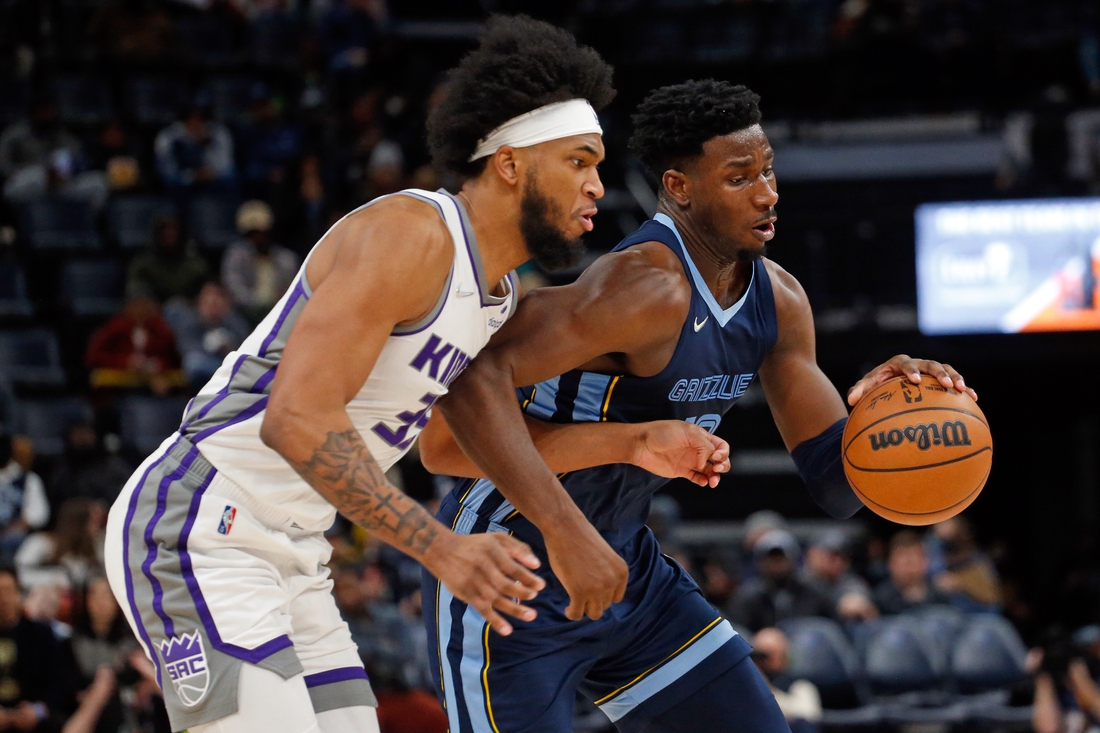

{"left": 520, "top": 175, "right": 585, "bottom": 272}
{"left": 738, "top": 244, "right": 767, "bottom": 262}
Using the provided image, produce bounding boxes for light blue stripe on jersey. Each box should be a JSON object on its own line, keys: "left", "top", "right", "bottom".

{"left": 459, "top": 607, "right": 492, "bottom": 732}
{"left": 597, "top": 620, "right": 737, "bottom": 722}
{"left": 489, "top": 501, "right": 514, "bottom": 524}
{"left": 573, "top": 373, "right": 612, "bottom": 422}
{"left": 462, "top": 479, "right": 497, "bottom": 513}
{"left": 436, "top": 583, "right": 462, "bottom": 731}
{"left": 524, "top": 376, "right": 560, "bottom": 420}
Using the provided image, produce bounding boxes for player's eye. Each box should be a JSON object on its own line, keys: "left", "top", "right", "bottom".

{"left": 572, "top": 158, "right": 584, "bottom": 167}
{"left": 763, "top": 167, "right": 774, "bottom": 177}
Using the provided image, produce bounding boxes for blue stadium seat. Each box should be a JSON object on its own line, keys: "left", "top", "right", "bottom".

{"left": 19, "top": 197, "right": 100, "bottom": 249}
{"left": 52, "top": 76, "right": 114, "bottom": 125}
{"left": 62, "top": 260, "right": 123, "bottom": 317}
{"left": 17, "top": 397, "right": 94, "bottom": 456}
{"left": 778, "top": 617, "right": 866, "bottom": 708}
{"left": 202, "top": 76, "right": 257, "bottom": 124}
{"left": 901, "top": 605, "right": 967, "bottom": 680}
{"left": 187, "top": 196, "right": 239, "bottom": 248}
{"left": 108, "top": 196, "right": 178, "bottom": 249}
{"left": 863, "top": 617, "right": 940, "bottom": 695}
{"left": 126, "top": 77, "right": 188, "bottom": 126}
{"left": 0, "top": 264, "right": 35, "bottom": 319}
{"left": 951, "top": 615, "right": 1027, "bottom": 693}
{"left": 119, "top": 395, "right": 190, "bottom": 456}
{"left": 0, "top": 330, "right": 66, "bottom": 386}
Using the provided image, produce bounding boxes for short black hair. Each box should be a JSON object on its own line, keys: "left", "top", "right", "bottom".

{"left": 427, "top": 15, "right": 615, "bottom": 178}
{"left": 630, "top": 79, "right": 761, "bottom": 178}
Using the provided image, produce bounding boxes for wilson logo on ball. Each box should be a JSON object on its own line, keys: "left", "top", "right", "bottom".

{"left": 869, "top": 420, "right": 972, "bottom": 452}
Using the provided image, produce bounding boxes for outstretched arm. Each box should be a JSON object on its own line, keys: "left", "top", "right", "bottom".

{"left": 439, "top": 244, "right": 726, "bottom": 622}
{"left": 759, "top": 261, "right": 976, "bottom": 518}
{"left": 420, "top": 410, "right": 729, "bottom": 483}
{"left": 261, "top": 198, "right": 543, "bottom": 635}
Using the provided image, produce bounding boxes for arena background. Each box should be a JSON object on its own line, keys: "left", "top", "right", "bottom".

{"left": 0, "top": 1, "right": 1098, "bottom": 731}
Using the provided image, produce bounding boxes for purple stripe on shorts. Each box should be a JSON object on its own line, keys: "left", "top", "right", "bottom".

{"left": 180, "top": 353, "right": 249, "bottom": 433}
{"left": 176, "top": 461, "right": 295, "bottom": 664}
{"left": 190, "top": 395, "right": 268, "bottom": 444}
{"left": 258, "top": 279, "right": 307, "bottom": 358}
{"left": 121, "top": 435, "right": 183, "bottom": 688}
{"left": 303, "top": 667, "right": 370, "bottom": 688}
{"left": 141, "top": 444, "right": 201, "bottom": 640}
{"left": 250, "top": 367, "right": 276, "bottom": 394}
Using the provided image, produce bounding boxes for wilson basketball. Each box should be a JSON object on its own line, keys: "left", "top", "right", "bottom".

{"left": 842, "top": 375, "right": 992, "bottom": 526}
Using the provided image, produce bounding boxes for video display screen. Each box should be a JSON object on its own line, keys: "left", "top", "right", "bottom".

{"left": 916, "top": 198, "right": 1100, "bottom": 334}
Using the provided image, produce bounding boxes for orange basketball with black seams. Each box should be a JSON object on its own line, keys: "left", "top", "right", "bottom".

{"left": 842, "top": 374, "right": 992, "bottom": 526}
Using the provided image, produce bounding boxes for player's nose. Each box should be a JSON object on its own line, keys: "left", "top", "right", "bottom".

{"left": 585, "top": 169, "right": 605, "bottom": 200}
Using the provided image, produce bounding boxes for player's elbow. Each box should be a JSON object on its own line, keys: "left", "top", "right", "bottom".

{"left": 417, "top": 427, "right": 449, "bottom": 474}
{"left": 260, "top": 399, "right": 297, "bottom": 455}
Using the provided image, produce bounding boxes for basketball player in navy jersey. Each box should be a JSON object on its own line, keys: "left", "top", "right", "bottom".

{"left": 419, "top": 80, "right": 978, "bottom": 732}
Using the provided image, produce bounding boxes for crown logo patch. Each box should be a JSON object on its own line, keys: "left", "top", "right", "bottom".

{"left": 159, "top": 631, "right": 209, "bottom": 707}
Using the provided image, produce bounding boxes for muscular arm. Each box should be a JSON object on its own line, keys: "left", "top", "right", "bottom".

{"left": 260, "top": 198, "right": 543, "bottom": 634}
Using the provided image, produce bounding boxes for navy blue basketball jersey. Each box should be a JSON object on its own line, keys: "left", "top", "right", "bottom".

{"left": 451, "top": 213, "right": 779, "bottom": 550}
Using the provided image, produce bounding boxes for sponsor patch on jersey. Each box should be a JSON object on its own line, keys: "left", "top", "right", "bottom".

{"left": 217, "top": 505, "right": 236, "bottom": 535}
{"left": 160, "top": 631, "right": 209, "bottom": 706}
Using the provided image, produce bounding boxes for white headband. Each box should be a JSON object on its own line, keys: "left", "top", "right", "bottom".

{"left": 468, "top": 99, "right": 603, "bottom": 162}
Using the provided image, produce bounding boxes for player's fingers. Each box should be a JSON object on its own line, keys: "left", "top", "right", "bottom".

{"left": 890, "top": 354, "right": 922, "bottom": 383}
{"left": 492, "top": 595, "right": 537, "bottom": 623}
{"left": 586, "top": 599, "right": 607, "bottom": 621}
{"left": 499, "top": 535, "right": 541, "bottom": 571}
{"left": 564, "top": 600, "right": 584, "bottom": 622}
{"left": 847, "top": 380, "right": 870, "bottom": 406}
{"left": 478, "top": 603, "right": 513, "bottom": 636}
{"left": 706, "top": 435, "right": 730, "bottom": 465}
{"left": 916, "top": 359, "right": 953, "bottom": 389}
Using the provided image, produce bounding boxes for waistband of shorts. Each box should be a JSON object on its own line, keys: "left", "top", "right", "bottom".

{"left": 170, "top": 435, "right": 301, "bottom": 533}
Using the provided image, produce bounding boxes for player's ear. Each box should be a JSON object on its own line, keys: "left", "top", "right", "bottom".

{"left": 491, "top": 146, "right": 522, "bottom": 187}
{"left": 662, "top": 169, "right": 690, "bottom": 207}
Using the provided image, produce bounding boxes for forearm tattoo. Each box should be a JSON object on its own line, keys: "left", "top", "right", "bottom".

{"left": 289, "top": 429, "right": 439, "bottom": 555}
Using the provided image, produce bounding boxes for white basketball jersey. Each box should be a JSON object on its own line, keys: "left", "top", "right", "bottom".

{"left": 178, "top": 189, "right": 516, "bottom": 531}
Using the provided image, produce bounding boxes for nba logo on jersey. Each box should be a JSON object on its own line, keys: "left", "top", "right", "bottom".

{"left": 159, "top": 631, "right": 209, "bottom": 707}
{"left": 217, "top": 505, "right": 236, "bottom": 535}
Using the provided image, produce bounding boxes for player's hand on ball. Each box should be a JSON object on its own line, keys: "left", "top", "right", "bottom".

{"left": 633, "top": 421, "right": 731, "bottom": 487}
{"left": 428, "top": 532, "right": 545, "bottom": 636}
{"left": 846, "top": 354, "right": 977, "bottom": 407}
{"left": 544, "top": 521, "right": 628, "bottom": 623}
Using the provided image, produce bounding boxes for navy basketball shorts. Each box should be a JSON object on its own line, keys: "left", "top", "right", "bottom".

{"left": 423, "top": 494, "right": 789, "bottom": 733}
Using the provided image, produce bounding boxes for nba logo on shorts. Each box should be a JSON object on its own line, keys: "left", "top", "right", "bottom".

{"left": 218, "top": 505, "right": 236, "bottom": 535}
{"left": 159, "top": 631, "right": 209, "bottom": 706}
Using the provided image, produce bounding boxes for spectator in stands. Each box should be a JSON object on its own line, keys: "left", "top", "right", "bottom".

{"left": 0, "top": 565, "right": 66, "bottom": 731}
{"left": 873, "top": 530, "right": 950, "bottom": 615}
{"left": 154, "top": 99, "right": 237, "bottom": 201}
{"left": 86, "top": 0, "right": 176, "bottom": 66}
{"left": 221, "top": 200, "right": 299, "bottom": 323}
{"left": 751, "top": 627, "right": 822, "bottom": 733}
{"left": 0, "top": 95, "right": 109, "bottom": 211}
{"left": 1032, "top": 627, "right": 1100, "bottom": 733}
{"left": 126, "top": 214, "right": 210, "bottom": 304}
{"left": 729, "top": 529, "right": 835, "bottom": 631}
{"left": 739, "top": 510, "right": 789, "bottom": 583}
{"left": 0, "top": 434, "right": 49, "bottom": 565}
{"left": 16, "top": 498, "right": 106, "bottom": 592}
{"left": 239, "top": 83, "right": 302, "bottom": 201}
{"left": 164, "top": 281, "right": 250, "bottom": 387}
{"left": 802, "top": 531, "right": 878, "bottom": 622}
{"left": 360, "top": 138, "right": 405, "bottom": 201}
{"left": 64, "top": 575, "right": 140, "bottom": 733}
{"left": 927, "top": 516, "right": 1004, "bottom": 612}
{"left": 46, "top": 422, "right": 133, "bottom": 506}
{"left": 318, "top": 0, "right": 386, "bottom": 75}
{"left": 85, "top": 295, "right": 185, "bottom": 395}
{"left": 89, "top": 120, "right": 142, "bottom": 193}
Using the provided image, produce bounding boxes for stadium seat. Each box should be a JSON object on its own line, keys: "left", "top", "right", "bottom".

{"left": 951, "top": 615, "right": 1028, "bottom": 693}
{"left": 108, "top": 196, "right": 178, "bottom": 249}
{"left": 119, "top": 395, "right": 191, "bottom": 456}
{"left": 52, "top": 76, "right": 114, "bottom": 125}
{"left": 778, "top": 617, "right": 866, "bottom": 709}
{"left": 17, "top": 397, "right": 94, "bottom": 456}
{"left": 901, "top": 605, "right": 967, "bottom": 680}
{"left": 202, "top": 76, "right": 257, "bottom": 124}
{"left": 187, "top": 196, "right": 239, "bottom": 248}
{"left": 126, "top": 77, "right": 188, "bottom": 126}
{"left": 862, "top": 617, "right": 940, "bottom": 695}
{"left": 61, "top": 260, "right": 124, "bottom": 317}
{"left": 0, "top": 264, "right": 35, "bottom": 319}
{"left": 18, "top": 197, "right": 100, "bottom": 249}
{"left": 0, "top": 330, "right": 66, "bottom": 386}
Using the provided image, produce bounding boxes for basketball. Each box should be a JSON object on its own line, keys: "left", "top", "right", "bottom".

{"left": 842, "top": 375, "right": 992, "bottom": 526}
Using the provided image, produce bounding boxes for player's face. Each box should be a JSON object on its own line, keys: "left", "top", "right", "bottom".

{"left": 520, "top": 133, "right": 605, "bottom": 270}
{"left": 691, "top": 125, "right": 777, "bottom": 262}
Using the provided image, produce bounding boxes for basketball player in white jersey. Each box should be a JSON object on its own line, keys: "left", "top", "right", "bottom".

{"left": 104, "top": 16, "right": 730, "bottom": 733}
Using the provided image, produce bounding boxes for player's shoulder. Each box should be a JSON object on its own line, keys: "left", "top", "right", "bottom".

{"left": 586, "top": 240, "right": 692, "bottom": 311}
{"left": 336, "top": 193, "right": 452, "bottom": 255}
{"left": 762, "top": 258, "right": 810, "bottom": 317}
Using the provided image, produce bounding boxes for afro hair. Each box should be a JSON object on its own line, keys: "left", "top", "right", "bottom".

{"left": 629, "top": 80, "right": 761, "bottom": 178}
{"left": 427, "top": 15, "right": 615, "bottom": 178}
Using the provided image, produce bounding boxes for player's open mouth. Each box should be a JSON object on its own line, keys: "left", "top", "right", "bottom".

{"left": 578, "top": 210, "right": 597, "bottom": 232}
{"left": 752, "top": 220, "right": 775, "bottom": 241}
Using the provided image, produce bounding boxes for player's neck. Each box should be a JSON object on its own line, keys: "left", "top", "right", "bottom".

{"left": 455, "top": 183, "right": 528, "bottom": 295}
{"left": 659, "top": 205, "right": 751, "bottom": 309}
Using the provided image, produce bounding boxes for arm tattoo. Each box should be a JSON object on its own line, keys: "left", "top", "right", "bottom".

{"left": 289, "top": 429, "right": 439, "bottom": 556}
